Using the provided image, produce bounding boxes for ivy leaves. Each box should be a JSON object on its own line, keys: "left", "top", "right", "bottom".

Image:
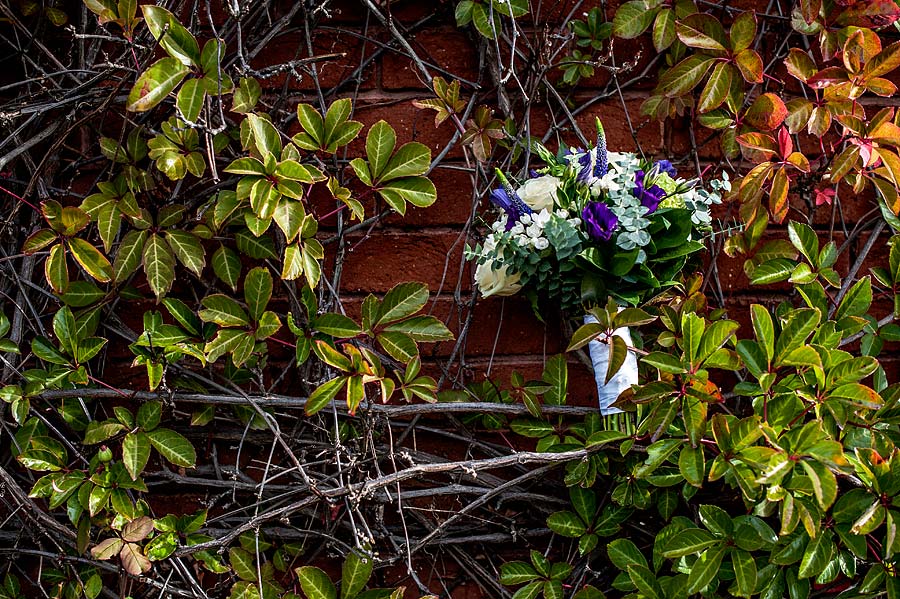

{"left": 24, "top": 200, "right": 113, "bottom": 294}
{"left": 298, "top": 282, "right": 453, "bottom": 416}
{"left": 127, "top": 6, "right": 232, "bottom": 118}
{"left": 350, "top": 120, "right": 437, "bottom": 215}
{"left": 200, "top": 267, "right": 282, "bottom": 368}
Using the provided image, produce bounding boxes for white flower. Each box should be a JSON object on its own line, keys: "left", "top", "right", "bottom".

{"left": 516, "top": 175, "right": 561, "bottom": 211}
{"left": 588, "top": 171, "right": 622, "bottom": 196}
{"left": 533, "top": 238, "right": 549, "bottom": 250}
{"left": 475, "top": 259, "right": 522, "bottom": 298}
{"left": 532, "top": 209, "right": 552, "bottom": 226}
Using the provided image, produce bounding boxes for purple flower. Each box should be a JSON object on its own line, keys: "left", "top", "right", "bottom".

{"left": 582, "top": 202, "right": 618, "bottom": 242}
{"left": 634, "top": 170, "right": 666, "bottom": 213}
{"left": 654, "top": 159, "right": 677, "bottom": 178}
{"left": 490, "top": 186, "right": 532, "bottom": 231}
{"left": 576, "top": 150, "right": 594, "bottom": 183}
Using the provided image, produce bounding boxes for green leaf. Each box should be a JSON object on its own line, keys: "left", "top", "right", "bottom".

{"left": 235, "top": 229, "right": 278, "bottom": 259}
{"left": 774, "top": 309, "right": 821, "bottom": 365}
{"left": 229, "top": 547, "right": 257, "bottom": 581}
{"left": 379, "top": 177, "right": 438, "bottom": 211}
{"left": 314, "top": 314, "right": 362, "bottom": 338}
{"left": 341, "top": 550, "right": 373, "bottom": 599}
{"left": 122, "top": 431, "right": 150, "bottom": 481}
{"left": 662, "top": 528, "right": 719, "bottom": 557}
{"left": 626, "top": 564, "right": 663, "bottom": 599}
{"left": 200, "top": 294, "right": 249, "bottom": 326}
{"left": 142, "top": 5, "right": 200, "bottom": 65}
{"left": 679, "top": 445, "right": 706, "bottom": 487}
{"left": 676, "top": 17, "right": 728, "bottom": 52}
{"left": 126, "top": 57, "right": 189, "bottom": 112}
{"left": 365, "top": 120, "right": 396, "bottom": 180}
{"left": 732, "top": 549, "right": 757, "bottom": 598}
{"left": 788, "top": 221, "right": 819, "bottom": 265}
{"left": 607, "top": 538, "right": 648, "bottom": 570}
{"left": 613, "top": 1, "right": 656, "bottom": 38}
{"left": 83, "top": 420, "right": 127, "bottom": 445}
{"left": 53, "top": 306, "right": 77, "bottom": 356}
{"left": 750, "top": 304, "right": 774, "bottom": 361}
{"left": 23, "top": 228, "right": 57, "bottom": 254}
{"left": 499, "top": 562, "right": 539, "bottom": 585}
{"left": 146, "top": 427, "right": 196, "bottom": 467}
{"left": 68, "top": 238, "right": 112, "bottom": 282}
{"left": 835, "top": 276, "right": 872, "bottom": 320}
{"left": 45, "top": 243, "right": 68, "bottom": 294}
{"left": 377, "top": 331, "right": 418, "bottom": 363}
{"left": 176, "top": 77, "right": 205, "bottom": 122}
{"left": 137, "top": 400, "right": 162, "bottom": 430}
{"left": 76, "top": 337, "right": 106, "bottom": 363}
{"left": 296, "top": 103, "right": 325, "bottom": 147}
{"left": 210, "top": 246, "right": 240, "bottom": 292}
{"left": 383, "top": 316, "right": 453, "bottom": 342}
{"left": 698, "top": 61, "right": 733, "bottom": 113}
{"left": 652, "top": 8, "right": 676, "bottom": 52}
{"left": 244, "top": 267, "right": 273, "bottom": 322}
{"left": 542, "top": 355, "right": 568, "bottom": 406}
{"left": 605, "top": 335, "right": 627, "bottom": 384}
{"left": 375, "top": 282, "right": 429, "bottom": 326}
{"left": 305, "top": 377, "right": 346, "bottom": 416}
{"left": 547, "top": 511, "right": 587, "bottom": 537}
{"left": 750, "top": 258, "right": 795, "bottom": 285}
{"left": 682, "top": 312, "right": 704, "bottom": 367}
{"left": 143, "top": 233, "right": 176, "bottom": 300}
{"left": 798, "top": 531, "right": 835, "bottom": 579}
{"left": 379, "top": 142, "right": 431, "bottom": 182}
{"left": 657, "top": 55, "right": 715, "bottom": 97}
{"left": 114, "top": 229, "right": 147, "bottom": 282}
{"left": 297, "top": 566, "right": 337, "bottom": 599}
{"left": 247, "top": 113, "right": 282, "bottom": 159}
{"left": 232, "top": 77, "right": 261, "bottom": 114}
{"left": 32, "top": 336, "right": 70, "bottom": 365}
{"left": 686, "top": 544, "right": 726, "bottom": 594}
{"left": 471, "top": 3, "right": 499, "bottom": 38}
{"left": 165, "top": 230, "right": 205, "bottom": 277}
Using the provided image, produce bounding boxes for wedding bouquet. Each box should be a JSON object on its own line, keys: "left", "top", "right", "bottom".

{"left": 468, "top": 120, "right": 730, "bottom": 427}
{"left": 469, "top": 119, "right": 730, "bottom": 311}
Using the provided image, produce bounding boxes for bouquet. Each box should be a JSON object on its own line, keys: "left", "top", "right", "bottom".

{"left": 469, "top": 119, "right": 730, "bottom": 311}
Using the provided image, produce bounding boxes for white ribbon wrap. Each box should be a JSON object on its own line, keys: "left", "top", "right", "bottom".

{"left": 584, "top": 313, "right": 639, "bottom": 415}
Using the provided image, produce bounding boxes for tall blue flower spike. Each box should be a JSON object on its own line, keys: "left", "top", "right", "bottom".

{"left": 594, "top": 118, "right": 608, "bottom": 178}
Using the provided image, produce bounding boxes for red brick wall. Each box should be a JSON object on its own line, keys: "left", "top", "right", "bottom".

{"left": 255, "top": 0, "right": 890, "bottom": 402}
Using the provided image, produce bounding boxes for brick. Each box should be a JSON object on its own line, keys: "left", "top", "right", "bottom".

{"left": 250, "top": 29, "right": 378, "bottom": 91}
{"left": 326, "top": 230, "right": 471, "bottom": 294}
{"left": 381, "top": 28, "right": 479, "bottom": 90}
{"left": 573, "top": 96, "right": 663, "bottom": 153}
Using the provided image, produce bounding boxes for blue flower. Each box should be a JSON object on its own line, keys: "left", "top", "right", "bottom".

{"left": 582, "top": 202, "right": 618, "bottom": 242}
{"left": 489, "top": 182, "right": 532, "bottom": 231}
{"left": 634, "top": 170, "right": 666, "bottom": 214}
{"left": 594, "top": 120, "right": 608, "bottom": 178}
{"left": 654, "top": 159, "right": 677, "bottom": 178}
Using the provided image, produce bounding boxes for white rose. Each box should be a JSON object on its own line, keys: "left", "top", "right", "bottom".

{"left": 516, "top": 175, "right": 561, "bottom": 211}
{"left": 475, "top": 260, "right": 522, "bottom": 298}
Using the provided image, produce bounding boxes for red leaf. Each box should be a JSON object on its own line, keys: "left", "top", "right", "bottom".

{"left": 833, "top": 0, "right": 900, "bottom": 28}
{"left": 777, "top": 127, "right": 793, "bottom": 158}
{"left": 814, "top": 187, "right": 835, "bottom": 206}
{"left": 744, "top": 93, "right": 788, "bottom": 131}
